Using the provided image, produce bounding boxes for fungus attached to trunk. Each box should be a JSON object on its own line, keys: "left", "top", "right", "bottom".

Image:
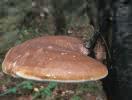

{"left": 2, "top": 36, "right": 108, "bottom": 83}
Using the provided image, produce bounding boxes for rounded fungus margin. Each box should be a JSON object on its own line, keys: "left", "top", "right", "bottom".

{"left": 2, "top": 36, "right": 108, "bottom": 83}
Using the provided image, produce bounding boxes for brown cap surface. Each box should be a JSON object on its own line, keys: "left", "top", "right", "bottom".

{"left": 14, "top": 36, "right": 88, "bottom": 55}
{"left": 2, "top": 36, "right": 108, "bottom": 82}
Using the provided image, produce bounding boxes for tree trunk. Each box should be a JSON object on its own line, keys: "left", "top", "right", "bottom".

{"left": 105, "top": 0, "right": 132, "bottom": 100}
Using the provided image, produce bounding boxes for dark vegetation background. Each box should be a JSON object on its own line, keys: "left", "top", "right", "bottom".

{"left": 0, "top": 0, "right": 112, "bottom": 100}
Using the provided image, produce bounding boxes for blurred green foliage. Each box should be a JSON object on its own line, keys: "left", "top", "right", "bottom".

{"left": 0, "top": 81, "right": 57, "bottom": 99}
{"left": 32, "top": 82, "right": 57, "bottom": 99}
{"left": 71, "top": 95, "right": 81, "bottom": 100}
{"left": 0, "top": 0, "right": 31, "bottom": 28}
{"left": 0, "top": 81, "right": 33, "bottom": 96}
{"left": 0, "top": 0, "right": 92, "bottom": 52}
{"left": 0, "top": 0, "right": 32, "bottom": 52}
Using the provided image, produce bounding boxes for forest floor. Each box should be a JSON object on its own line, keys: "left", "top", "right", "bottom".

{"left": 0, "top": 72, "right": 107, "bottom": 100}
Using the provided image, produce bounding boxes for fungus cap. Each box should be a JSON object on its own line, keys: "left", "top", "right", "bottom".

{"left": 15, "top": 36, "right": 88, "bottom": 55}
{"left": 2, "top": 36, "right": 108, "bottom": 83}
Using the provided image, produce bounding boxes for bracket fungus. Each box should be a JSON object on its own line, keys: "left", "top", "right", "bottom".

{"left": 2, "top": 36, "right": 108, "bottom": 83}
